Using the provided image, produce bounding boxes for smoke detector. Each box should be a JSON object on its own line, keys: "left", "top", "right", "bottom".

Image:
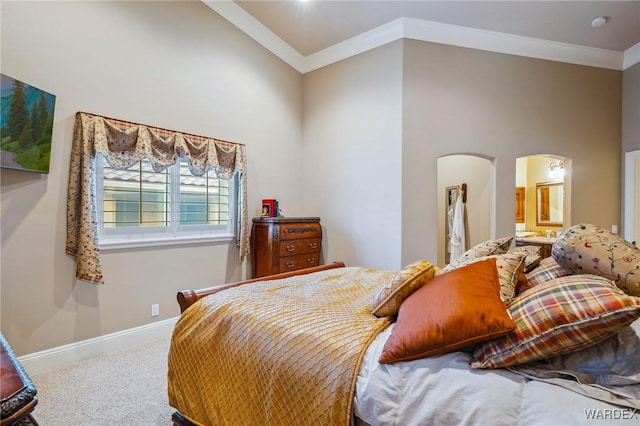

{"left": 590, "top": 16, "right": 609, "bottom": 28}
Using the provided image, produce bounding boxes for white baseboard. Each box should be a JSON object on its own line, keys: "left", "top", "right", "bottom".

{"left": 18, "top": 316, "right": 179, "bottom": 375}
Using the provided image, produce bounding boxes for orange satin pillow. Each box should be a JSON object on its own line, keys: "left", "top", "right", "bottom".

{"left": 379, "top": 258, "right": 516, "bottom": 364}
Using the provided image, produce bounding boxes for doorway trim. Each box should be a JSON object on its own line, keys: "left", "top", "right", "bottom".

{"left": 624, "top": 150, "right": 640, "bottom": 245}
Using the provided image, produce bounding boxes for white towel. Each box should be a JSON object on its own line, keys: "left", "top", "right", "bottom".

{"left": 449, "top": 194, "right": 466, "bottom": 262}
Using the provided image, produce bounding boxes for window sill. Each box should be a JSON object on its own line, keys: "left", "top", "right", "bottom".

{"left": 99, "top": 234, "right": 235, "bottom": 251}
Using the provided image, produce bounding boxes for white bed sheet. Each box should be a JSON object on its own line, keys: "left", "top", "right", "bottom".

{"left": 354, "top": 324, "right": 640, "bottom": 426}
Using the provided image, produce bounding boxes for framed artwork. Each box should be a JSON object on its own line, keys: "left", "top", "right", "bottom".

{"left": 1, "top": 73, "right": 56, "bottom": 173}
{"left": 515, "top": 186, "right": 525, "bottom": 223}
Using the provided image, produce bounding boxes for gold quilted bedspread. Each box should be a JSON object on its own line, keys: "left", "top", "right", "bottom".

{"left": 167, "top": 267, "right": 394, "bottom": 426}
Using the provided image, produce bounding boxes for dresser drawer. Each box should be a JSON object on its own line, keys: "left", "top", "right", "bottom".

{"left": 279, "top": 223, "right": 321, "bottom": 240}
{"left": 279, "top": 238, "right": 321, "bottom": 256}
{"left": 279, "top": 253, "right": 320, "bottom": 272}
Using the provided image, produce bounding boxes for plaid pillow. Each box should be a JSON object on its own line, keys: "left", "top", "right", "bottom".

{"left": 524, "top": 256, "right": 569, "bottom": 288}
{"left": 469, "top": 274, "right": 640, "bottom": 369}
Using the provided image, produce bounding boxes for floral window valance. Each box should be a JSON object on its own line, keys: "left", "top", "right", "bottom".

{"left": 66, "top": 112, "right": 249, "bottom": 284}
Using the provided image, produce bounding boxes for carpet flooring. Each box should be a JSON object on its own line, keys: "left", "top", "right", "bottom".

{"left": 30, "top": 336, "right": 175, "bottom": 425}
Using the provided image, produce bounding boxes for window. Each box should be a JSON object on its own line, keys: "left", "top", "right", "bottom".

{"left": 95, "top": 154, "right": 237, "bottom": 248}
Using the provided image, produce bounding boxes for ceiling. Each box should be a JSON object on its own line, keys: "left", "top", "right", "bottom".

{"left": 235, "top": 1, "right": 640, "bottom": 56}
{"left": 205, "top": 1, "right": 640, "bottom": 73}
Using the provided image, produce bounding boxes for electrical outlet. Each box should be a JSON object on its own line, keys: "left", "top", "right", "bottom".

{"left": 612, "top": 224, "right": 618, "bottom": 234}
{"left": 151, "top": 304, "right": 159, "bottom": 317}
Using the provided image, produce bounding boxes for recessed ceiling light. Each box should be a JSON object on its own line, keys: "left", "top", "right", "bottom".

{"left": 590, "top": 16, "right": 609, "bottom": 28}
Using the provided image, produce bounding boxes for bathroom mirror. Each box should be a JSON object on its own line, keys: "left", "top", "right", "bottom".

{"left": 536, "top": 182, "right": 563, "bottom": 227}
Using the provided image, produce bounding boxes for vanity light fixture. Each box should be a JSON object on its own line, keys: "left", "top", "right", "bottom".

{"left": 549, "top": 160, "right": 564, "bottom": 170}
{"left": 548, "top": 160, "right": 565, "bottom": 180}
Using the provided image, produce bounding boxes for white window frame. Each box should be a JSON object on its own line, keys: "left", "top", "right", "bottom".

{"left": 95, "top": 154, "right": 237, "bottom": 250}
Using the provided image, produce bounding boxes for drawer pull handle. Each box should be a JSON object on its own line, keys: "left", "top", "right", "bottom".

{"left": 286, "top": 245, "right": 295, "bottom": 252}
{"left": 309, "top": 242, "right": 317, "bottom": 249}
{"left": 307, "top": 257, "right": 315, "bottom": 264}
{"left": 285, "top": 227, "right": 316, "bottom": 234}
{"left": 286, "top": 261, "right": 295, "bottom": 268}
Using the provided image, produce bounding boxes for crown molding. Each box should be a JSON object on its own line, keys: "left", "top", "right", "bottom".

{"left": 207, "top": 1, "right": 636, "bottom": 74}
{"left": 302, "top": 18, "right": 404, "bottom": 74}
{"left": 624, "top": 42, "right": 640, "bottom": 70}
{"left": 202, "top": 0, "right": 304, "bottom": 71}
{"left": 402, "top": 18, "right": 625, "bottom": 72}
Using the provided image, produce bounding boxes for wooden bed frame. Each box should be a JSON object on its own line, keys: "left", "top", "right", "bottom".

{"left": 171, "top": 261, "right": 347, "bottom": 426}
{"left": 176, "top": 261, "right": 346, "bottom": 313}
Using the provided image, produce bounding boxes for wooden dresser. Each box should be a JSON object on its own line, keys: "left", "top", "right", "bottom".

{"left": 251, "top": 217, "right": 322, "bottom": 278}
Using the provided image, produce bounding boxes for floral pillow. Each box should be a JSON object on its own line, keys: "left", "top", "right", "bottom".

{"left": 507, "top": 245, "right": 542, "bottom": 272}
{"left": 448, "top": 237, "right": 513, "bottom": 267}
{"left": 470, "top": 274, "right": 640, "bottom": 369}
{"left": 439, "top": 252, "right": 526, "bottom": 304}
{"left": 552, "top": 223, "right": 640, "bottom": 296}
{"left": 370, "top": 260, "right": 439, "bottom": 317}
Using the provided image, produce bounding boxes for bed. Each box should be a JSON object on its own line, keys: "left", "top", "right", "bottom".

{"left": 167, "top": 224, "right": 640, "bottom": 426}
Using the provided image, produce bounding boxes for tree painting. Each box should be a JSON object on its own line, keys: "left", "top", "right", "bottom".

{"left": 1, "top": 74, "right": 56, "bottom": 173}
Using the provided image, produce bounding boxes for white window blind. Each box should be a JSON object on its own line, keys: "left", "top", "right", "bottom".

{"left": 96, "top": 154, "right": 236, "bottom": 248}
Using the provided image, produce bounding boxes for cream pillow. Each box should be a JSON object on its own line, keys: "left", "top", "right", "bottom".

{"left": 508, "top": 245, "right": 542, "bottom": 272}
{"left": 371, "top": 260, "right": 439, "bottom": 317}
{"left": 449, "top": 237, "right": 513, "bottom": 268}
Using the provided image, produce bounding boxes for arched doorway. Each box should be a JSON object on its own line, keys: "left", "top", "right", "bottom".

{"left": 437, "top": 155, "right": 494, "bottom": 266}
{"left": 515, "top": 155, "right": 571, "bottom": 236}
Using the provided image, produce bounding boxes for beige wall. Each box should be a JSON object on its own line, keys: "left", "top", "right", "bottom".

{"left": 1, "top": 1, "right": 303, "bottom": 355}
{"left": 1, "top": 2, "right": 631, "bottom": 357}
{"left": 402, "top": 39, "right": 622, "bottom": 264}
{"left": 301, "top": 41, "right": 404, "bottom": 270}
{"left": 623, "top": 63, "right": 640, "bottom": 154}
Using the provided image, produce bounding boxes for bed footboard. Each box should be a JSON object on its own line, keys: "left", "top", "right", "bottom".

{"left": 171, "top": 411, "right": 195, "bottom": 426}
{"left": 176, "top": 261, "right": 346, "bottom": 313}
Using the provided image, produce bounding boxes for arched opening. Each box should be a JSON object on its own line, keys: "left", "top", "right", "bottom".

{"left": 515, "top": 154, "right": 571, "bottom": 238}
{"left": 437, "top": 154, "right": 494, "bottom": 267}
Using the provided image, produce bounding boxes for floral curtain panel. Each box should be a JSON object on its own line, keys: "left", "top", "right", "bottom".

{"left": 66, "top": 112, "right": 249, "bottom": 284}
